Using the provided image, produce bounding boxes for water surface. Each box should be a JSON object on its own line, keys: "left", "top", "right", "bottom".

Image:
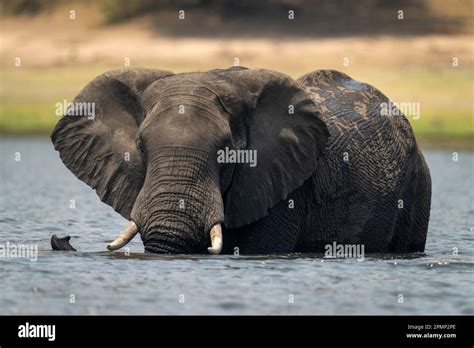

{"left": 0, "top": 138, "right": 472, "bottom": 314}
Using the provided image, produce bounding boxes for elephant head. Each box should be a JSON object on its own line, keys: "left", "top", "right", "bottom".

{"left": 51, "top": 67, "right": 329, "bottom": 254}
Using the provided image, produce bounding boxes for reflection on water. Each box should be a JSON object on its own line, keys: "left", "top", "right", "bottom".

{"left": 0, "top": 138, "right": 473, "bottom": 314}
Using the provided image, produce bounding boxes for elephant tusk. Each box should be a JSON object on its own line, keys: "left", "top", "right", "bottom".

{"left": 107, "top": 222, "right": 138, "bottom": 251}
{"left": 207, "top": 224, "right": 223, "bottom": 255}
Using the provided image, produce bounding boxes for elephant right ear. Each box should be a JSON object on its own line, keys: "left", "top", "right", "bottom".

{"left": 51, "top": 68, "right": 173, "bottom": 219}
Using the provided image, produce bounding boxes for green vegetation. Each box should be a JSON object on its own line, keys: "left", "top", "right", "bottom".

{"left": 358, "top": 68, "right": 473, "bottom": 148}
{"left": 1, "top": 65, "right": 471, "bottom": 147}
{"left": 0, "top": 65, "right": 107, "bottom": 134}
{"left": 1, "top": 1, "right": 472, "bottom": 148}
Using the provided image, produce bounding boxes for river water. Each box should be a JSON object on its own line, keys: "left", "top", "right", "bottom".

{"left": 0, "top": 137, "right": 472, "bottom": 314}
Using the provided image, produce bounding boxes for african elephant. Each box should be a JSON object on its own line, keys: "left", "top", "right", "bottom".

{"left": 51, "top": 67, "right": 431, "bottom": 254}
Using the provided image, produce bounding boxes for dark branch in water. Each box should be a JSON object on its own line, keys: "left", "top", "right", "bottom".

{"left": 51, "top": 234, "right": 76, "bottom": 251}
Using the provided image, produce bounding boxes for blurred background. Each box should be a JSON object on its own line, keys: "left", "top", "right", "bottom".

{"left": 0, "top": 1, "right": 473, "bottom": 316}
{"left": 0, "top": 0, "right": 473, "bottom": 147}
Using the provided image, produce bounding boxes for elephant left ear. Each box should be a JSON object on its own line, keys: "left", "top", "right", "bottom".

{"left": 51, "top": 68, "right": 173, "bottom": 220}
{"left": 217, "top": 69, "right": 330, "bottom": 228}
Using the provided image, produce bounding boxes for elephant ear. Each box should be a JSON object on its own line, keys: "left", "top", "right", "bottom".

{"left": 51, "top": 68, "right": 173, "bottom": 219}
{"left": 216, "top": 68, "right": 330, "bottom": 228}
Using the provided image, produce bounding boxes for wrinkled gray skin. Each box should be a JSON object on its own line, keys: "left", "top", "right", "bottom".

{"left": 51, "top": 67, "right": 431, "bottom": 254}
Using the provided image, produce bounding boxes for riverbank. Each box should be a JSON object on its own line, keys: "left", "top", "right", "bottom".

{"left": 1, "top": 63, "right": 472, "bottom": 148}
{"left": 0, "top": 3, "right": 472, "bottom": 148}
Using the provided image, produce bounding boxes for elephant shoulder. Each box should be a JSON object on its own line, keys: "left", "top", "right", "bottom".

{"left": 299, "top": 70, "right": 422, "bottom": 203}
{"left": 297, "top": 69, "right": 417, "bottom": 154}
{"left": 298, "top": 70, "right": 378, "bottom": 96}
{"left": 297, "top": 70, "right": 387, "bottom": 122}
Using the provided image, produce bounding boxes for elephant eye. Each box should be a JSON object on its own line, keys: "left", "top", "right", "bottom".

{"left": 137, "top": 139, "right": 145, "bottom": 154}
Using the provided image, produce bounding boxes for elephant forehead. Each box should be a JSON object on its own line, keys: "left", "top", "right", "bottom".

{"left": 141, "top": 82, "right": 224, "bottom": 117}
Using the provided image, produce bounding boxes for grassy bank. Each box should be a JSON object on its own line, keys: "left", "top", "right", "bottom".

{"left": 0, "top": 1, "right": 472, "bottom": 148}
{"left": 1, "top": 64, "right": 472, "bottom": 148}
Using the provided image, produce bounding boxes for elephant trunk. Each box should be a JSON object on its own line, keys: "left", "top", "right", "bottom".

{"left": 131, "top": 147, "right": 225, "bottom": 254}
